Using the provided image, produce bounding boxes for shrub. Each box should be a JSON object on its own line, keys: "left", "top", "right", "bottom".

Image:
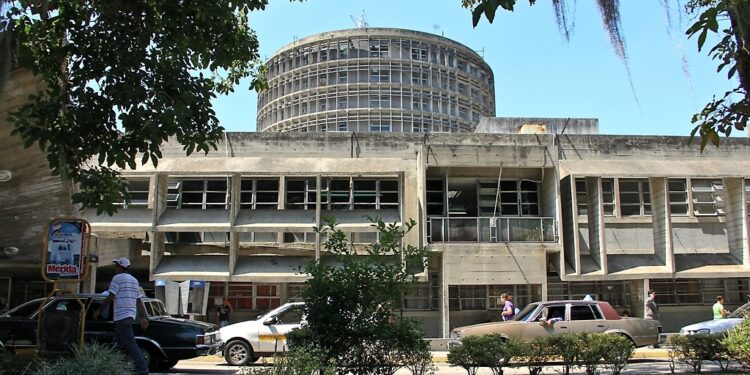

{"left": 32, "top": 343, "right": 133, "bottom": 375}
{"left": 399, "top": 336, "right": 435, "bottom": 375}
{"left": 724, "top": 318, "right": 750, "bottom": 369}
{"left": 518, "top": 337, "right": 552, "bottom": 375}
{"left": 547, "top": 333, "right": 579, "bottom": 375}
{"left": 599, "top": 334, "right": 635, "bottom": 375}
{"left": 447, "top": 337, "right": 481, "bottom": 375}
{"left": 671, "top": 333, "right": 728, "bottom": 373}
{"left": 0, "top": 351, "right": 43, "bottom": 375}
{"left": 239, "top": 346, "right": 335, "bottom": 375}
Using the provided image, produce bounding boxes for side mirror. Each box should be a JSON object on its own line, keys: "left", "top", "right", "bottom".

{"left": 263, "top": 316, "right": 279, "bottom": 326}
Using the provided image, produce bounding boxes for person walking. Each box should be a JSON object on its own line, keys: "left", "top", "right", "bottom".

{"left": 645, "top": 290, "right": 658, "bottom": 320}
{"left": 94, "top": 258, "right": 149, "bottom": 375}
{"left": 500, "top": 293, "right": 515, "bottom": 321}
{"left": 713, "top": 295, "right": 730, "bottom": 319}
{"left": 218, "top": 298, "right": 233, "bottom": 327}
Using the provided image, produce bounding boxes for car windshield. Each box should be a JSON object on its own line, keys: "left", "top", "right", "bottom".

{"left": 513, "top": 303, "right": 540, "bottom": 321}
{"left": 729, "top": 302, "right": 750, "bottom": 319}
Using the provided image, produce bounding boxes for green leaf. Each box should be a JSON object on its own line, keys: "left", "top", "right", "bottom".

{"left": 472, "top": 4, "right": 485, "bottom": 27}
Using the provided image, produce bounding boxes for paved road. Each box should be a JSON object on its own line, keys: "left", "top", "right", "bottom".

{"left": 154, "top": 348, "right": 737, "bottom": 375}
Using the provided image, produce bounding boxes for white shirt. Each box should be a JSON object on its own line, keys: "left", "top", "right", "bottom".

{"left": 108, "top": 273, "right": 145, "bottom": 321}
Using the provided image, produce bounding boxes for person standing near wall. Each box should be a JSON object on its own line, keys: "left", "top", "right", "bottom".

{"left": 645, "top": 290, "right": 658, "bottom": 320}
{"left": 218, "top": 298, "right": 233, "bottom": 327}
{"left": 94, "top": 258, "right": 149, "bottom": 375}
{"left": 500, "top": 293, "right": 515, "bottom": 321}
{"left": 713, "top": 295, "right": 730, "bottom": 319}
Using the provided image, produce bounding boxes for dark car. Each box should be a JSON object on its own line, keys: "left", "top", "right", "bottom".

{"left": 0, "top": 294, "right": 223, "bottom": 372}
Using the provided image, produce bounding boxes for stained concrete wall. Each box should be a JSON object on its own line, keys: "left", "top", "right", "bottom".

{"left": 0, "top": 70, "right": 74, "bottom": 279}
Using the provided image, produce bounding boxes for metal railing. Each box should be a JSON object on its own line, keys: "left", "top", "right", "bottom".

{"left": 427, "top": 216, "right": 556, "bottom": 243}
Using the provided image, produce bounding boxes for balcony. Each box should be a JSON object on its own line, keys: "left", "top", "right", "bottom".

{"left": 427, "top": 217, "right": 556, "bottom": 243}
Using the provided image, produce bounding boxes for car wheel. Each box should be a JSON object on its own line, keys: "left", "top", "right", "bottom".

{"left": 224, "top": 340, "right": 256, "bottom": 366}
{"left": 154, "top": 359, "right": 179, "bottom": 372}
{"left": 138, "top": 343, "right": 161, "bottom": 372}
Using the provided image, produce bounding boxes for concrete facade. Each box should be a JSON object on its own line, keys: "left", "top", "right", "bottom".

{"left": 257, "top": 28, "right": 495, "bottom": 133}
{"left": 66, "top": 129, "right": 750, "bottom": 336}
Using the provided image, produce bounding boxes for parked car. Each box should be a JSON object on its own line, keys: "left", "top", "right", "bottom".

{"left": 220, "top": 302, "right": 305, "bottom": 365}
{"left": 449, "top": 300, "right": 660, "bottom": 348}
{"left": 0, "top": 294, "right": 223, "bottom": 372}
{"left": 679, "top": 302, "right": 750, "bottom": 335}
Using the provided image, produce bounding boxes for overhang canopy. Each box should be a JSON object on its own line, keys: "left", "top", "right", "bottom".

{"left": 560, "top": 160, "right": 750, "bottom": 178}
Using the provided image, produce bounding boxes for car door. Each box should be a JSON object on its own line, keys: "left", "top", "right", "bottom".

{"left": 565, "top": 304, "right": 608, "bottom": 334}
{"left": 85, "top": 298, "right": 116, "bottom": 345}
{"left": 0, "top": 299, "right": 43, "bottom": 349}
{"left": 257, "top": 304, "right": 304, "bottom": 353}
{"left": 522, "top": 304, "right": 569, "bottom": 340}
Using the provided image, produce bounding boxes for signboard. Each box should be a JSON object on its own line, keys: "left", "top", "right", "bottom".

{"left": 42, "top": 219, "right": 90, "bottom": 282}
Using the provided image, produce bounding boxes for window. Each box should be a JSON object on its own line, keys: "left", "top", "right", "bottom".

{"left": 412, "top": 95, "right": 428, "bottom": 110}
{"left": 619, "top": 179, "right": 651, "bottom": 216}
{"left": 337, "top": 121, "right": 348, "bottom": 131}
{"left": 240, "top": 178, "right": 279, "bottom": 209}
{"left": 411, "top": 70, "right": 428, "bottom": 85}
{"left": 403, "top": 283, "right": 432, "bottom": 310}
{"left": 458, "top": 83, "right": 467, "bottom": 95}
{"left": 337, "top": 97, "right": 348, "bottom": 109}
{"left": 570, "top": 305, "right": 597, "bottom": 320}
{"left": 691, "top": 179, "right": 725, "bottom": 216}
{"left": 412, "top": 121, "right": 428, "bottom": 133}
{"left": 426, "top": 179, "right": 445, "bottom": 216}
{"left": 320, "top": 102, "right": 327, "bottom": 111}
{"left": 168, "top": 178, "right": 230, "bottom": 209}
{"left": 285, "top": 178, "right": 317, "bottom": 210}
{"left": 369, "top": 40, "right": 388, "bottom": 57}
{"left": 369, "top": 67, "right": 389, "bottom": 82}
{"left": 338, "top": 68, "right": 348, "bottom": 83}
{"left": 454, "top": 285, "right": 486, "bottom": 310}
{"left": 746, "top": 180, "right": 750, "bottom": 216}
{"left": 301, "top": 53, "right": 309, "bottom": 65}
{"left": 300, "top": 103, "right": 308, "bottom": 114}
{"left": 210, "top": 283, "right": 281, "bottom": 311}
{"left": 369, "top": 123, "right": 391, "bottom": 132}
{"left": 338, "top": 42, "right": 348, "bottom": 59}
{"left": 369, "top": 95, "right": 390, "bottom": 108}
{"left": 411, "top": 47, "right": 428, "bottom": 61}
{"left": 575, "top": 178, "right": 587, "bottom": 215}
{"left": 668, "top": 179, "right": 689, "bottom": 215}
{"left": 117, "top": 179, "right": 149, "bottom": 209}
{"left": 287, "top": 283, "right": 308, "bottom": 302}
{"left": 478, "top": 180, "right": 539, "bottom": 216}
{"left": 319, "top": 50, "right": 328, "bottom": 61}
{"left": 575, "top": 178, "right": 615, "bottom": 216}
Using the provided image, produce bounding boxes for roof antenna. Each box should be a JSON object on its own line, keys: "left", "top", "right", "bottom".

{"left": 433, "top": 24, "right": 444, "bottom": 36}
{"left": 350, "top": 10, "right": 368, "bottom": 28}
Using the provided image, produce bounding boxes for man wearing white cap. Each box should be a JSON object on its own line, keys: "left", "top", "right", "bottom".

{"left": 94, "top": 257, "right": 149, "bottom": 374}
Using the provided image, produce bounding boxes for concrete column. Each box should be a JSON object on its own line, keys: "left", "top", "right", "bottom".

{"left": 440, "top": 253, "right": 450, "bottom": 338}
{"left": 150, "top": 232, "right": 165, "bottom": 281}
{"left": 277, "top": 176, "right": 286, "bottom": 246}
{"left": 585, "top": 177, "right": 606, "bottom": 273}
{"left": 642, "top": 279, "right": 651, "bottom": 320}
{"left": 649, "top": 177, "right": 674, "bottom": 273}
{"left": 150, "top": 174, "right": 168, "bottom": 277}
{"left": 315, "top": 175, "right": 322, "bottom": 260}
{"left": 723, "top": 178, "right": 749, "bottom": 266}
{"left": 569, "top": 176, "right": 581, "bottom": 275}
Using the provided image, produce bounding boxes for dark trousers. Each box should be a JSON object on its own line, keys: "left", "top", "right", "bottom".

{"left": 114, "top": 317, "right": 149, "bottom": 374}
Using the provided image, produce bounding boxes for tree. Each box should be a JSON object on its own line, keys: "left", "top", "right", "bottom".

{"left": 0, "top": 1, "right": 288, "bottom": 214}
{"left": 462, "top": 0, "right": 750, "bottom": 150}
{"left": 286, "top": 217, "right": 431, "bottom": 375}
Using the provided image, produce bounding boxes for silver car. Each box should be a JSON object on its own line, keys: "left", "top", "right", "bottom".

{"left": 680, "top": 302, "right": 750, "bottom": 335}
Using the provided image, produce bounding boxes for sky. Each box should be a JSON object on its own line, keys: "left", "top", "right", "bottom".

{"left": 211, "top": 0, "right": 737, "bottom": 136}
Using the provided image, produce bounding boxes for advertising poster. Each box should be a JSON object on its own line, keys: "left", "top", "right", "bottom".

{"left": 44, "top": 220, "right": 88, "bottom": 281}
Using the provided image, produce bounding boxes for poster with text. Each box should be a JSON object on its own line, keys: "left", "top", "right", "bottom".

{"left": 44, "top": 220, "right": 88, "bottom": 281}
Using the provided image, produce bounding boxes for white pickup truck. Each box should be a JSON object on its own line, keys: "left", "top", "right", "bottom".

{"left": 220, "top": 302, "right": 304, "bottom": 365}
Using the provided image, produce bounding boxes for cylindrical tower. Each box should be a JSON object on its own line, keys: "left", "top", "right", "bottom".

{"left": 257, "top": 28, "right": 495, "bottom": 133}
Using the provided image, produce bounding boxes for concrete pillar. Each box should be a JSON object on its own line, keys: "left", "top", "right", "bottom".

{"left": 150, "top": 174, "right": 168, "bottom": 277}
{"left": 440, "top": 253, "right": 450, "bottom": 338}
{"left": 277, "top": 176, "right": 286, "bottom": 246}
{"left": 642, "top": 279, "right": 651, "bottom": 319}
{"left": 569, "top": 176, "right": 581, "bottom": 275}
{"left": 315, "top": 175, "right": 322, "bottom": 260}
{"left": 649, "top": 177, "right": 674, "bottom": 273}
{"left": 585, "top": 177, "right": 606, "bottom": 273}
{"left": 723, "top": 178, "right": 749, "bottom": 265}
